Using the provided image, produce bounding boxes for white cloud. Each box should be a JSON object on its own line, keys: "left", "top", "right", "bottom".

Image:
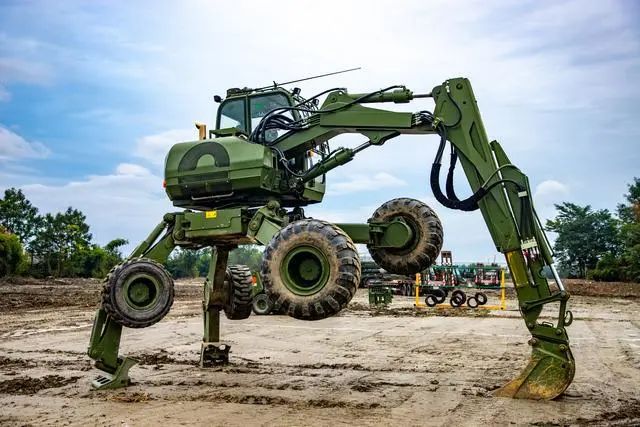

{"left": 135, "top": 128, "right": 195, "bottom": 166}
{"left": 534, "top": 180, "right": 569, "bottom": 201}
{"left": 534, "top": 179, "right": 571, "bottom": 229}
{"left": 329, "top": 172, "right": 406, "bottom": 196}
{"left": 115, "top": 163, "right": 151, "bottom": 176}
{"left": 0, "top": 126, "right": 50, "bottom": 161}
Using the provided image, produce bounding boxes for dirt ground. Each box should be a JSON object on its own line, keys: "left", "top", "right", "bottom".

{"left": 1, "top": 278, "right": 639, "bottom": 426}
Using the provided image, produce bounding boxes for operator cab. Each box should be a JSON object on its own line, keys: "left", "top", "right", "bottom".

{"left": 215, "top": 86, "right": 329, "bottom": 182}
{"left": 216, "top": 88, "right": 298, "bottom": 143}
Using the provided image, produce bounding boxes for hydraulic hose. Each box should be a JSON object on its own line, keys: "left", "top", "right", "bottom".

{"left": 429, "top": 125, "right": 482, "bottom": 211}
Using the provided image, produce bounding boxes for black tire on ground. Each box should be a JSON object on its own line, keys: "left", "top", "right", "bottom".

{"left": 452, "top": 289, "right": 467, "bottom": 305}
{"left": 467, "top": 296, "right": 479, "bottom": 309}
{"left": 367, "top": 198, "right": 443, "bottom": 275}
{"left": 475, "top": 292, "right": 488, "bottom": 305}
{"left": 261, "top": 219, "right": 361, "bottom": 321}
{"left": 432, "top": 288, "right": 446, "bottom": 304}
{"left": 425, "top": 294, "right": 438, "bottom": 307}
{"left": 102, "top": 258, "right": 174, "bottom": 328}
{"left": 450, "top": 296, "right": 462, "bottom": 308}
{"left": 252, "top": 293, "right": 273, "bottom": 315}
{"left": 223, "top": 265, "right": 253, "bottom": 320}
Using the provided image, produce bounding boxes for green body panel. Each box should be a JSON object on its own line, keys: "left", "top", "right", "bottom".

{"left": 164, "top": 136, "right": 325, "bottom": 210}
{"left": 175, "top": 209, "right": 248, "bottom": 243}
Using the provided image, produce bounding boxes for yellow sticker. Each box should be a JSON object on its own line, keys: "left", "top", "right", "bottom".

{"left": 205, "top": 210, "right": 217, "bottom": 219}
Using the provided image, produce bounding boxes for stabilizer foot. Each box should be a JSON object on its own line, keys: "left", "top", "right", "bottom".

{"left": 494, "top": 342, "right": 575, "bottom": 400}
{"left": 91, "top": 357, "right": 138, "bottom": 390}
{"left": 200, "top": 342, "right": 230, "bottom": 367}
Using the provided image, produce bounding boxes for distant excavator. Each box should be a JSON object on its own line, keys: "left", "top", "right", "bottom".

{"left": 87, "top": 73, "right": 574, "bottom": 400}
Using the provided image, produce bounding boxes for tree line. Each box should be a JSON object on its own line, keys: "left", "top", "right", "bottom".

{"left": 0, "top": 188, "right": 128, "bottom": 278}
{"left": 546, "top": 177, "right": 639, "bottom": 281}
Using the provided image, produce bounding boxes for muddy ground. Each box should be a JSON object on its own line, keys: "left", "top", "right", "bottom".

{"left": 0, "top": 278, "right": 639, "bottom": 426}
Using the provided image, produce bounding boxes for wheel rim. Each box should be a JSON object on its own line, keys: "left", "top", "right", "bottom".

{"left": 256, "top": 297, "right": 268, "bottom": 311}
{"left": 280, "top": 245, "right": 330, "bottom": 296}
{"left": 123, "top": 273, "right": 161, "bottom": 309}
{"left": 385, "top": 215, "right": 420, "bottom": 255}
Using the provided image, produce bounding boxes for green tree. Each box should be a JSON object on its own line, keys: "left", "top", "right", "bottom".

{"left": 228, "top": 245, "right": 263, "bottom": 272}
{"left": 69, "top": 238, "right": 129, "bottom": 278}
{"left": 617, "top": 178, "right": 640, "bottom": 282}
{"left": 168, "top": 245, "right": 263, "bottom": 279}
{"left": 166, "top": 248, "right": 201, "bottom": 278}
{"left": 31, "top": 208, "right": 92, "bottom": 276}
{"left": 546, "top": 203, "right": 621, "bottom": 278}
{"left": 617, "top": 177, "right": 640, "bottom": 224}
{"left": 0, "top": 188, "right": 40, "bottom": 245}
{"left": 0, "top": 227, "right": 27, "bottom": 277}
{"left": 70, "top": 245, "right": 110, "bottom": 278}
{"left": 104, "top": 238, "right": 128, "bottom": 260}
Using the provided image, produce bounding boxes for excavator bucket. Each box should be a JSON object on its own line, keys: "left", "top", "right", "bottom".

{"left": 494, "top": 341, "right": 575, "bottom": 400}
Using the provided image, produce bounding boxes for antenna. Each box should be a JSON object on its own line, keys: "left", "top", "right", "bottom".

{"left": 257, "top": 67, "right": 361, "bottom": 90}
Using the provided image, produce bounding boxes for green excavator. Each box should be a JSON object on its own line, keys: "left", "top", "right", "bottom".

{"left": 87, "top": 73, "right": 574, "bottom": 400}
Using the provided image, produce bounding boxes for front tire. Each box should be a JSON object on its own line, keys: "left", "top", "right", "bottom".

{"left": 261, "top": 219, "right": 360, "bottom": 320}
{"left": 102, "top": 258, "right": 174, "bottom": 328}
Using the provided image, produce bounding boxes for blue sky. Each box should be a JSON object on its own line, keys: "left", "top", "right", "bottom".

{"left": 1, "top": 0, "right": 639, "bottom": 262}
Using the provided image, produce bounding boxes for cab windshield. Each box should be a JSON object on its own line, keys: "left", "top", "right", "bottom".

{"left": 250, "top": 93, "right": 293, "bottom": 141}
{"left": 218, "top": 92, "right": 294, "bottom": 139}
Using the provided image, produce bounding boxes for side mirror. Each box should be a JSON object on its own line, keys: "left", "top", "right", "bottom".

{"left": 213, "top": 95, "right": 222, "bottom": 103}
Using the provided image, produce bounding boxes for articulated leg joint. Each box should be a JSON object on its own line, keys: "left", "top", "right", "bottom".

{"left": 520, "top": 291, "right": 568, "bottom": 313}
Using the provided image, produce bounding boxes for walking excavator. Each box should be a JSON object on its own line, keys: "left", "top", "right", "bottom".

{"left": 87, "top": 73, "right": 575, "bottom": 400}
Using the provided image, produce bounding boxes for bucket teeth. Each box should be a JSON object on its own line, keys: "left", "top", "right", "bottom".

{"left": 494, "top": 344, "right": 575, "bottom": 400}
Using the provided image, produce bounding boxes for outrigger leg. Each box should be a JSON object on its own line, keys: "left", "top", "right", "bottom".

{"left": 200, "top": 246, "right": 233, "bottom": 366}
{"left": 87, "top": 216, "right": 176, "bottom": 390}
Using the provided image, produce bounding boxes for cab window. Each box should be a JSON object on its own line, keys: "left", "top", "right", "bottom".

{"left": 219, "top": 98, "right": 247, "bottom": 131}
{"left": 250, "top": 93, "right": 293, "bottom": 142}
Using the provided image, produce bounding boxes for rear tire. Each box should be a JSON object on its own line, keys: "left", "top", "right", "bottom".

{"left": 261, "top": 219, "right": 360, "bottom": 320}
{"left": 367, "top": 198, "right": 443, "bottom": 275}
{"left": 223, "top": 265, "right": 253, "bottom": 320}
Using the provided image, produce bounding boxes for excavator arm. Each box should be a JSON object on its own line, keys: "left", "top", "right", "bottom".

{"left": 262, "top": 77, "right": 575, "bottom": 399}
